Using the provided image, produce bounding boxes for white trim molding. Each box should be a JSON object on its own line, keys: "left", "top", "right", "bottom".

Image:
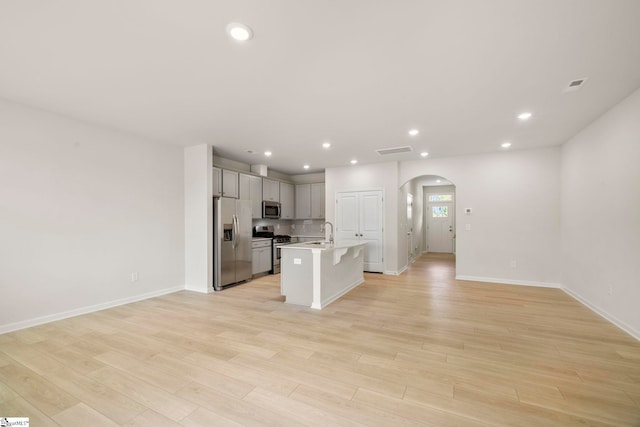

{"left": 0, "top": 286, "right": 185, "bottom": 334}
{"left": 562, "top": 287, "right": 640, "bottom": 341}
{"left": 384, "top": 265, "right": 408, "bottom": 276}
{"left": 455, "top": 275, "right": 561, "bottom": 288}
{"left": 454, "top": 275, "right": 639, "bottom": 341}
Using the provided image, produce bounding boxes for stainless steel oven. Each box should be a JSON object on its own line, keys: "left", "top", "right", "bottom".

{"left": 272, "top": 235, "right": 291, "bottom": 274}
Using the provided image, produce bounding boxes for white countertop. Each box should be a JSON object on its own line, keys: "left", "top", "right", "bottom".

{"left": 282, "top": 240, "right": 366, "bottom": 251}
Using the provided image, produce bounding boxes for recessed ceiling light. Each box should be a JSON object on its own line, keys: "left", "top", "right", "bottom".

{"left": 322, "top": 142, "right": 331, "bottom": 149}
{"left": 420, "top": 152, "right": 429, "bottom": 157}
{"left": 264, "top": 151, "right": 272, "bottom": 157}
{"left": 303, "top": 164, "right": 310, "bottom": 169}
{"left": 408, "top": 129, "right": 419, "bottom": 136}
{"left": 518, "top": 112, "right": 532, "bottom": 121}
{"left": 350, "top": 159, "right": 358, "bottom": 165}
{"left": 501, "top": 142, "right": 512, "bottom": 148}
{"left": 227, "top": 23, "right": 253, "bottom": 42}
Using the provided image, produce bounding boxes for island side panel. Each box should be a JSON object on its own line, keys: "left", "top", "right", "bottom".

{"left": 280, "top": 248, "right": 314, "bottom": 306}
{"left": 319, "top": 244, "right": 365, "bottom": 308}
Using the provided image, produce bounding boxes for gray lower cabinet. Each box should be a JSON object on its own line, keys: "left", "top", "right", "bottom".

{"left": 252, "top": 239, "right": 272, "bottom": 275}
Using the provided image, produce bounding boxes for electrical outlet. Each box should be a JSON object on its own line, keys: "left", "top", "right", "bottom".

{"left": 131, "top": 272, "right": 139, "bottom": 282}
{"left": 510, "top": 260, "right": 517, "bottom": 268}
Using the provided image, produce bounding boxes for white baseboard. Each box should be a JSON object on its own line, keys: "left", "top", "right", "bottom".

{"left": 454, "top": 275, "right": 638, "bottom": 341}
{"left": 313, "top": 278, "right": 364, "bottom": 309}
{"left": 384, "top": 265, "right": 408, "bottom": 276}
{"left": 0, "top": 285, "right": 185, "bottom": 334}
{"left": 455, "top": 275, "right": 561, "bottom": 288}
{"left": 562, "top": 287, "right": 640, "bottom": 341}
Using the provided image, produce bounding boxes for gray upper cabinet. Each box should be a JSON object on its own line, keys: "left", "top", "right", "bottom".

{"left": 296, "top": 183, "right": 325, "bottom": 219}
{"left": 280, "top": 182, "right": 294, "bottom": 219}
{"left": 239, "top": 173, "right": 263, "bottom": 219}
{"left": 295, "top": 184, "right": 311, "bottom": 219}
{"left": 263, "top": 178, "right": 280, "bottom": 202}
{"left": 221, "top": 169, "right": 239, "bottom": 198}
{"left": 212, "top": 167, "right": 222, "bottom": 197}
{"left": 311, "top": 183, "right": 325, "bottom": 219}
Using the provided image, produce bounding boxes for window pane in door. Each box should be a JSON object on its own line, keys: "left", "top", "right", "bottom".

{"left": 432, "top": 206, "right": 448, "bottom": 217}
{"left": 428, "top": 195, "right": 453, "bottom": 202}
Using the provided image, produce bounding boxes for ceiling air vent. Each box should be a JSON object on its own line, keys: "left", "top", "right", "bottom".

{"left": 376, "top": 146, "right": 413, "bottom": 156}
{"left": 563, "top": 77, "right": 588, "bottom": 93}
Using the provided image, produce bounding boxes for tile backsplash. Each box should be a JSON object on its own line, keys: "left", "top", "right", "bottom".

{"left": 252, "top": 218, "right": 326, "bottom": 236}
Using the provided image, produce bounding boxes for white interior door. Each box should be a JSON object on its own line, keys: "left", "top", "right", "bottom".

{"left": 359, "top": 191, "right": 384, "bottom": 272}
{"left": 336, "top": 190, "right": 384, "bottom": 273}
{"left": 335, "top": 192, "right": 359, "bottom": 245}
{"left": 427, "top": 201, "right": 454, "bottom": 253}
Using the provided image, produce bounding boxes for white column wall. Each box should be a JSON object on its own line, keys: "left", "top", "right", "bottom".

{"left": 0, "top": 99, "right": 185, "bottom": 332}
{"left": 184, "top": 144, "right": 213, "bottom": 293}
{"left": 561, "top": 88, "right": 640, "bottom": 338}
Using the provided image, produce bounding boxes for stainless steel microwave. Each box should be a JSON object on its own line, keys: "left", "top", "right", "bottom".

{"left": 262, "top": 201, "right": 281, "bottom": 219}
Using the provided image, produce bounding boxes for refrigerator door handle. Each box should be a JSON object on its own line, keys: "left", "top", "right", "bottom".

{"left": 232, "top": 214, "right": 239, "bottom": 249}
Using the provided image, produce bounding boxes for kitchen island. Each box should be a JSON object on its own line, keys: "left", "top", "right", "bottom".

{"left": 280, "top": 241, "right": 366, "bottom": 309}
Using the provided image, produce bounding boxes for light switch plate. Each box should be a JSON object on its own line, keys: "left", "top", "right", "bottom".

{"left": 294, "top": 258, "right": 302, "bottom": 265}
{"left": 465, "top": 224, "right": 471, "bottom": 231}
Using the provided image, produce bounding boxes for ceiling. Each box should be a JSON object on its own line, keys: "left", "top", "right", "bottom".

{"left": 1, "top": 1, "right": 640, "bottom": 175}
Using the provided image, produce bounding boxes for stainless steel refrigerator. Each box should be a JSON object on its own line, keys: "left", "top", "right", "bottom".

{"left": 213, "top": 197, "right": 252, "bottom": 290}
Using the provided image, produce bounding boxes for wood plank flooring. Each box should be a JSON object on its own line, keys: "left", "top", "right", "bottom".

{"left": 1, "top": 253, "right": 639, "bottom": 426}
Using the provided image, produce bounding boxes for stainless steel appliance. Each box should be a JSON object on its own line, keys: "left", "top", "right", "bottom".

{"left": 272, "top": 234, "right": 292, "bottom": 274}
{"left": 262, "top": 201, "right": 281, "bottom": 219}
{"left": 214, "top": 197, "right": 252, "bottom": 290}
{"left": 254, "top": 225, "right": 275, "bottom": 274}
{"left": 252, "top": 226, "right": 291, "bottom": 274}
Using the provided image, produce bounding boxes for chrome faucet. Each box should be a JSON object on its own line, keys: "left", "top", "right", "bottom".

{"left": 321, "top": 221, "right": 334, "bottom": 246}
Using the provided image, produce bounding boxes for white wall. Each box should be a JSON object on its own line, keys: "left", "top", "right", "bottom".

{"left": 561, "top": 88, "right": 640, "bottom": 338}
{"left": 400, "top": 147, "right": 562, "bottom": 286}
{"left": 325, "top": 162, "right": 399, "bottom": 274}
{"left": 184, "top": 144, "right": 213, "bottom": 293}
{"left": 398, "top": 178, "right": 424, "bottom": 269}
{"left": 0, "top": 99, "right": 185, "bottom": 332}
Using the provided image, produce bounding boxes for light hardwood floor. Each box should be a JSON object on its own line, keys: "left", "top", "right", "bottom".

{"left": 1, "top": 253, "right": 639, "bottom": 426}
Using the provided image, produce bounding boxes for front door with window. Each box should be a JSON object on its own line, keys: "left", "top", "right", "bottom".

{"left": 427, "top": 196, "right": 454, "bottom": 253}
